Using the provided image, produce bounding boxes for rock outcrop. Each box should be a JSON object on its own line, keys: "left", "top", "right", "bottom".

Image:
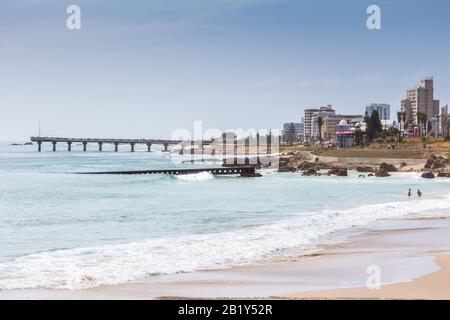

{"left": 302, "top": 168, "right": 318, "bottom": 176}
{"left": 424, "top": 154, "right": 447, "bottom": 170}
{"left": 379, "top": 162, "right": 397, "bottom": 172}
{"left": 375, "top": 169, "right": 391, "bottom": 177}
{"left": 327, "top": 166, "right": 348, "bottom": 176}
{"left": 356, "top": 165, "right": 374, "bottom": 173}
{"left": 421, "top": 172, "right": 435, "bottom": 179}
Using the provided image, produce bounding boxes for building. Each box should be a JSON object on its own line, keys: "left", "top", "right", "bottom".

{"left": 303, "top": 108, "right": 320, "bottom": 140}
{"left": 321, "top": 114, "right": 363, "bottom": 140}
{"left": 401, "top": 78, "right": 440, "bottom": 124}
{"left": 304, "top": 105, "right": 336, "bottom": 140}
{"left": 282, "top": 122, "right": 302, "bottom": 135}
{"left": 441, "top": 105, "right": 449, "bottom": 138}
{"left": 336, "top": 120, "right": 354, "bottom": 148}
{"left": 365, "top": 103, "right": 391, "bottom": 120}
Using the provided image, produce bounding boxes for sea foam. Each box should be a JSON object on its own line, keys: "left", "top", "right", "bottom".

{"left": 1, "top": 193, "right": 449, "bottom": 290}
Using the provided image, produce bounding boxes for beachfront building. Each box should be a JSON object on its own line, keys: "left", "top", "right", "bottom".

{"left": 401, "top": 77, "right": 440, "bottom": 125}
{"left": 282, "top": 122, "right": 303, "bottom": 144}
{"left": 320, "top": 114, "right": 364, "bottom": 140}
{"left": 303, "top": 108, "right": 320, "bottom": 141}
{"left": 336, "top": 120, "right": 354, "bottom": 148}
{"left": 304, "top": 105, "right": 335, "bottom": 141}
{"left": 365, "top": 103, "right": 391, "bottom": 120}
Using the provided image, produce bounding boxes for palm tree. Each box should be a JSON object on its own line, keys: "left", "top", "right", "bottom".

{"left": 317, "top": 116, "right": 324, "bottom": 145}
{"left": 416, "top": 112, "right": 428, "bottom": 136}
{"left": 402, "top": 112, "right": 407, "bottom": 130}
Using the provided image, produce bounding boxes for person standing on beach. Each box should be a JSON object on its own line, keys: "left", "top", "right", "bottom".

{"left": 417, "top": 189, "right": 422, "bottom": 197}
{"left": 408, "top": 188, "right": 412, "bottom": 197}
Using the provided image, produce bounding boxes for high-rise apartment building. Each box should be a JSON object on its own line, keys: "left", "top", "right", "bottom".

{"left": 401, "top": 78, "right": 440, "bottom": 124}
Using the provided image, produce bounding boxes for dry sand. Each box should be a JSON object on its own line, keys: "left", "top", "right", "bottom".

{"left": 283, "top": 253, "right": 450, "bottom": 300}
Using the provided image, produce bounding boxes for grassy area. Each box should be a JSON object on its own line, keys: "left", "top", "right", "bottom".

{"left": 317, "top": 149, "right": 426, "bottom": 159}
{"left": 297, "top": 138, "right": 449, "bottom": 160}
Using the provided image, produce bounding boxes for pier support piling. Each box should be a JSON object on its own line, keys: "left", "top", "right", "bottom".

{"left": 147, "top": 143, "right": 152, "bottom": 152}
{"left": 114, "top": 143, "right": 119, "bottom": 152}
{"left": 52, "top": 141, "right": 56, "bottom": 152}
{"left": 67, "top": 142, "right": 72, "bottom": 151}
{"left": 130, "top": 143, "right": 135, "bottom": 152}
{"left": 37, "top": 141, "right": 42, "bottom": 152}
{"left": 164, "top": 143, "right": 168, "bottom": 152}
{"left": 83, "top": 142, "right": 87, "bottom": 152}
{"left": 98, "top": 142, "right": 103, "bottom": 152}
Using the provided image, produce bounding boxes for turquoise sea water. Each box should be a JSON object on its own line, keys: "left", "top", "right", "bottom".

{"left": 1, "top": 143, "right": 449, "bottom": 290}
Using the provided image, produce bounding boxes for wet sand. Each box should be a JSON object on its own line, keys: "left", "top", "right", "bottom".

{"left": 2, "top": 217, "right": 450, "bottom": 299}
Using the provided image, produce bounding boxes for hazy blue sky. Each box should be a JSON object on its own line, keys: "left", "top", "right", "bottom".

{"left": 1, "top": 0, "right": 449, "bottom": 140}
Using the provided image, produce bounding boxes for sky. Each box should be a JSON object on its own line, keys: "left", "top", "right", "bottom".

{"left": 1, "top": 0, "right": 449, "bottom": 140}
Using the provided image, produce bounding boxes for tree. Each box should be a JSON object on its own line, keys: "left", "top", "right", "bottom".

{"left": 417, "top": 112, "right": 427, "bottom": 136}
{"left": 317, "top": 117, "right": 324, "bottom": 144}
{"left": 354, "top": 126, "right": 366, "bottom": 147}
{"left": 364, "top": 111, "right": 370, "bottom": 125}
{"left": 367, "top": 110, "right": 383, "bottom": 141}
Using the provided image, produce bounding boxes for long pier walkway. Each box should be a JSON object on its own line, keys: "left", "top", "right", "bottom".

{"left": 30, "top": 136, "right": 210, "bottom": 152}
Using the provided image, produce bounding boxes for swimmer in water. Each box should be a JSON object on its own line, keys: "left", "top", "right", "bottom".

{"left": 408, "top": 188, "right": 412, "bottom": 197}
{"left": 417, "top": 189, "right": 422, "bottom": 197}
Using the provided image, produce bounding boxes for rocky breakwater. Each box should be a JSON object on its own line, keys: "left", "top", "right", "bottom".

{"left": 278, "top": 152, "right": 349, "bottom": 177}
{"left": 421, "top": 154, "right": 450, "bottom": 179}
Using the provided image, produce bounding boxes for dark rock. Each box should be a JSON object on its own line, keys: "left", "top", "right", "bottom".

{"left": 424, "top": 154, "right": 447, "bottom": 170}
{"left": 421, "top": 172, "right": 435, "bottom": 179}
{"left": 424, "top": 154, "right": 436, "bottom": 169}
{"left": 278, "top": 165, "right": 297, "bottom": 173}
{"left": 297, "top": 161, "right": 317, "bottom": 170}
{"left": 302, "top": 168, "right": 318, "bottom": 176}
{"left": 368, "top": 173, "right": 374, "bottom": 177}
{"left": 327, "top": 166, "right": 348, "bottom": 176}
{"left": 356, "top": 165, "right": 374, "bottom": 173}
{"left": 437, "top": 172, "right": 450, "bottom": 178}
{"left": 375, "top": 169, "right": 391, "bottom": 177}
{"left": 432, "top": 157, "right": 446, "bottom": 169}
{"left": 379, "top": 162, "right": 397, "bottom": 172}
{"left": 400, "top": 161, "right": 407, "bottom": 167}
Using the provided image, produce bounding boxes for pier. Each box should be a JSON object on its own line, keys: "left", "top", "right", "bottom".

{"left": 30, "top": 136, "right": 210, "bottom": 152}
{"left": 77, "top": 166, "right": 259, "bottom": 177}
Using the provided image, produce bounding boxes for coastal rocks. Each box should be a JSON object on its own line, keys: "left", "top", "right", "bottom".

{"left": 355, "top": 165, "right": 374, "bottom": 173}
{"left": 437, "top": 172, "right": 450, "bottom": 178}
{"left": 379, "top": 162, "right": 397, "bottom": 172}
{"left": 327, "top": 166, "right": 348, "bottom": 176}
{"left": 375, "top": 169, "right": 391, "bottom": 177}
{"left": 302, "top": 168, "right": 318, "bottom": 176}
{"left": 278, "top": 165, "right": 297, "bottom": 173}
{"left": 421, "top": 172, "right": 435, "bottom": 179}
{"left": 424, "top": 154, "right": 447, "bottom": 170}
{"left": 400, "top": 161, "right": 407, "bottom": 168}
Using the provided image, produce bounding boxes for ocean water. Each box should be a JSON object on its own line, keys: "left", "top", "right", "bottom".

{"left": 1, "top": 142, "right": 450, "bottom": 290}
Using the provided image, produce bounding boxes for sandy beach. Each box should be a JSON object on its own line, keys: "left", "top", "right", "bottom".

{"left": 2, "top": 215, "right": 450, "bottom": 300}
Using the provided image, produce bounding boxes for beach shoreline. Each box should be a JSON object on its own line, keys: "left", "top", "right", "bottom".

{"left": 2, "top": 215, "right": 450, "bottom": 300}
